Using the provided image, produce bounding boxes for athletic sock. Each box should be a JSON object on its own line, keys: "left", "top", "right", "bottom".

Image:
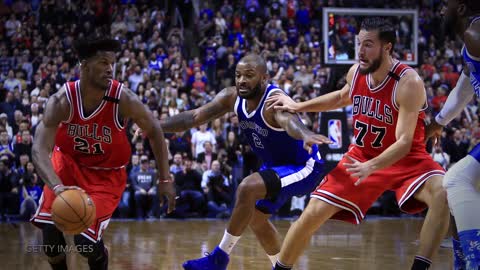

{"left": 218, "top": 230, "right": 241, "bottom": 254}
{"left": 268, "top": 253, "right": 279, "bottom": 266}
{"left": 411, "top": 255, "right": 432, "bottom": 270}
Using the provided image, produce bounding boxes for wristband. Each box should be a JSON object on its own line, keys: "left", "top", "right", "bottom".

{"left": 52, "top": 184, "right": 64, "bottom": 192}
{"left": 159, "top": 179, "right": 174, "bottom": 183}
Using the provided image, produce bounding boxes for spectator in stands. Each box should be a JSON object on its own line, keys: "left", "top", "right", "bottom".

{"left": 444, "top": 129, "right": 470, "bottom": 164}
{"left": 197, "top": 141, "right": 217, "bottom": 170}
{"left": 0, "top": 114, "right": 13, "bottom": 139}
{"left": 0, "top": 130, "right": 14, "bottom": 163}
{"left": 0, "top": 158, "right": 19, "bottom": 221}
{"left": 4, "top": 69, "right": 21, "bottom": 92}
{"left": 431, "top": 144, "right": 450, "bottom": 169}
{"left": 170, "top": 153, "right": 184, "bottom": 175}
{"left": 202, "top": 160, "right": 231, "bottom": 218}
{"left": 19, "top": 172, "right": 42, "bottom": 221}
{"left": 131, "top": 156, "right": 158, "bottom": 219}
{"left": 173, "top": 158, "right": 205, "bottom": 218}
{"left": 13, "top": 129, "right": 32, "bottom": 166}
{"left": 191, "top": 123, "right": 216, "bottom": 159}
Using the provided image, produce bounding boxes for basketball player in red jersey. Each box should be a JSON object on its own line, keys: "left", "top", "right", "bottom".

{"left": 267, "top": 18, "right": 450, "bottom": 270}
{"left": 30, "top": 37, "right": 175, "bottom": 270}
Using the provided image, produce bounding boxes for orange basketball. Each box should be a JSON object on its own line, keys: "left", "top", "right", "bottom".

{"left": 51, "top": 190, "right": 96, "bottom": 235}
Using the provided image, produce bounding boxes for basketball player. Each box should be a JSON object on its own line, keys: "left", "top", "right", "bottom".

{"left": 31, "top": 37, "right": 176, "bottom": 270}
{"left": 267, "top": 18, "right": 450, "bottom": 270}
{"left": 424, "top": 1, "right": 480, "bottom": 269}
{"left": 155, "top": 54, "right": 331, "bottom": 270}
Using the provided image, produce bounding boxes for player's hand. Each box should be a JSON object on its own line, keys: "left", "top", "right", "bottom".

{"left": 53, "top": 185, "right": 84, "bottom": 196}
{"left": 343, "top": 155, "right": 375, "bottom": 185}
{"left": 303, "top": 134, "right": 333, "bottom": 154}
{"left": 265, "top": 94, "right": 299, "bottom": 113}
{"left": 424, "top": 119, "right": 443, "bottom": 145}
{"left": 158, "top": 181, "right": 176, "bottom": 214}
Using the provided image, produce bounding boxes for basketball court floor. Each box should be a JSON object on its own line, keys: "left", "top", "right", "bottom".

{"left": 2, "top": 218, "right": 452, "bottom": 269}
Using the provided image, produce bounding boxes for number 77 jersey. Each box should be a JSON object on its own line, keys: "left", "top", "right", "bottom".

{"left": 349, "top": 61, "right": 428, "bottom": 160}
{"left": 54, "top": 80, "right": 131, "bottom": 169}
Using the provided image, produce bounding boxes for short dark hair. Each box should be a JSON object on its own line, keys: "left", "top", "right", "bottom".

{"left": 73, "top": 37, "right": 121, "bottom": 61}
{"left": 360, "top": 17, "right": 396, "bottom": 55}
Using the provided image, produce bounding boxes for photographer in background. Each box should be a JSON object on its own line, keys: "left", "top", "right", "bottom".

{"left": 201, "top": 160, "right": 231, "bottom": 218}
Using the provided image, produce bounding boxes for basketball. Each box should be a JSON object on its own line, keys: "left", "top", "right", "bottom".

{"left": 51, "top": 190, "right": 96, "bottom": 235}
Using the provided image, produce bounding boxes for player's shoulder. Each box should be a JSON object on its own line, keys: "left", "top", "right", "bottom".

{"left": 346, "top": 64, "right": 360, "bottom": 84}
{"left": 48, "top": 84, "right": 69, "bottom": 109}
{"left": 464, "top": 23, "right": 480, "bottom": 59}
{"left": 395, "top": 68, "right": 425, "bottom": 105}
{"left": 398, "top": 67, "right": 423, "bottom": 87}
{"left": 44, "top": 84, "right": 70, "bottom": 125}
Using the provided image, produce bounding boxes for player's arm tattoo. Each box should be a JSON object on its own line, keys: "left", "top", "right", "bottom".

{"left": 161, "top": 88, "right": 235, "bottom": 132}
{"left": 274, "top": 110, "right": 314, "bottom": 140}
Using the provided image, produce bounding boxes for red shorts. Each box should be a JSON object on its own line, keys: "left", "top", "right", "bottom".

{"left": 311, "top": 153, "right": 444, "bottom": 224}
{"left": 32, "top": 148, "right": 127, "bottom": 242}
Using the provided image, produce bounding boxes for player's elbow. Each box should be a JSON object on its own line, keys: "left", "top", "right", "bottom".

{"left": 397, "top": 136, "right": 413, "bottom": 156}
{"left": 31, "top": 143, "right": 43, "bottom": 167}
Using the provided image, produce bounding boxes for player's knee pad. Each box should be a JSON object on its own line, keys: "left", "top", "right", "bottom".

{"left": 258, "top": 169, "right": 281, "bottom": 200}
{"left": 42, "top": 224, "right": 66, "bottom": 258}
{"left": 73, "top": 235, "right": 106, "bottom": 260}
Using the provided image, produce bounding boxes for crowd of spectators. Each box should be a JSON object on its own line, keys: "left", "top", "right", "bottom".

{"left": 0, "top": 0, "right": 476, "bottom": 221}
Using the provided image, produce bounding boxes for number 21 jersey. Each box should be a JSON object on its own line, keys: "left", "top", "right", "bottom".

{"left": 54, "top": 80, "right": 131, "bottom": 169}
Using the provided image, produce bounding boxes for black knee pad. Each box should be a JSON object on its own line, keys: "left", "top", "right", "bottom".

{"left": 74, "top": 235, "right": 106, "bottom": 260}
{"left": 42, "top": 224, "right": 67, "bottom": 257}
{"left": 258, "top": 169, "right": 281, "bottom": 200}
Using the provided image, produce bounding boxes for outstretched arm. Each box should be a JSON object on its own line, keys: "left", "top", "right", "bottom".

{"left": 427, "top": 70, "right": 475, "bottom": 142}
{"left": 269, "top": 96, "right": 332, "bottom": 154}
{"left": 161, "top": 87, "right": 237, "bottom": 132}
{"left": 266, "top": 64, "right": 357, "bottom": 113}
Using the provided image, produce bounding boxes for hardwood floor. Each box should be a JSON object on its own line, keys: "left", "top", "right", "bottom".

{"left": 1, "top": 218, "right": 452, "bottom": 269}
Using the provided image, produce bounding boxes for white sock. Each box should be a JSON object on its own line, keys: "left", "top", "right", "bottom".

{"left": 268, "top": 253, "right": 279, "bottom": 266}
{"left": 218, "top": 230, "right": 241, "bottom": 254}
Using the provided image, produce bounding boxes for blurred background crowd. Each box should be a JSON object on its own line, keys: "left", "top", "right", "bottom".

{"left": 0, "top": 0, "right": 475, "bottom": 221}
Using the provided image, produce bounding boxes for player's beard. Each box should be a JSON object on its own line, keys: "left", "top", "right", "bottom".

{"left": 238, "top": 81, "right": 263, "bottom": 100}
{"left": 359, "top": 50, "right": 383, "bottom": 75}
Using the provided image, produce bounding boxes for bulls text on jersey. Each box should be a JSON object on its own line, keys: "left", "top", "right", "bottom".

{"left": 352, "top": 95, "right": 394, "bottom": 125}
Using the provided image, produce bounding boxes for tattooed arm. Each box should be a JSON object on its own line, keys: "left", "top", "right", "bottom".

{"left": 161, "top": 87, "right": 237, "bottom": 132}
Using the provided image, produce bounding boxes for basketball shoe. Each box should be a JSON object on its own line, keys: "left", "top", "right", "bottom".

{"left": 182, "top": 246, "right": 229, "bottom": 270}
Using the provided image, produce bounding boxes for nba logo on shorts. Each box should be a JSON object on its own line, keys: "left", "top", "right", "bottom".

{"left": 328, "top": 119, "right": 342, "bottom": 149}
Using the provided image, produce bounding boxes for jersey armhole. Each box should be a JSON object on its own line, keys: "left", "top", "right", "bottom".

{"left": 349, "top": 65, "right": 360, "bottom": 99}
{"left": 261, "top": 89, "right": 285, "bottom": 132}
{"left": 391, "top": 68, "right": 428, "bottom": 111}
{"left": 114, "top": 83, "right": 125, "bottom": 130}
{"left": 64, "top": 82, "right": 74, "bottom": 123}
{"left": 234, "top": 96, "right": 240, "bottom": 116}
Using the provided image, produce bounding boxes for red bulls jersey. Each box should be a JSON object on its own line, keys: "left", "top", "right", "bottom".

{"left": 349, "top": 61, "right": 428, "bottom": 160}
{"left": 54, "top": 80, "right": 131, "bottom": 169}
